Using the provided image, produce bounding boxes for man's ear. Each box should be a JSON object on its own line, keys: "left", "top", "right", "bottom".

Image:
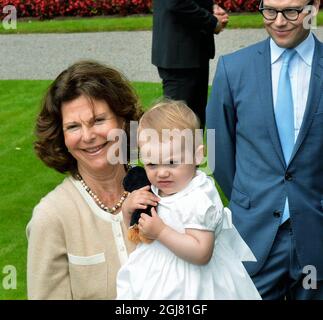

{"left": 195, "top": 145, "right": 204, "bottom": 166}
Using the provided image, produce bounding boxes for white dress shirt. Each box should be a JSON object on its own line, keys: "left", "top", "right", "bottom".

{"left": 271, "top": 32, "right": 315, "bottom": 142}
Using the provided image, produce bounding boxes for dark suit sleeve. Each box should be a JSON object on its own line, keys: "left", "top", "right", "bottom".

{"left": 206, "top": 56, "right": 236, "bottom": 200}
{"left": 165, "top": 0, "right": 218, "bottom": 30}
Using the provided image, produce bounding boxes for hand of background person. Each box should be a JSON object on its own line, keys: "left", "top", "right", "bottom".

{"left": 138, "top": 207, "right": 166, "bottom": 240}
{"left": 213, "top": 4, "right": 229, "bottom": 34}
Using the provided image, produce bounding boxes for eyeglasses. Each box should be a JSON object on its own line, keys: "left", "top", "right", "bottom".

{"left": 259, "top": 0, "right": 314, "bottom": 21}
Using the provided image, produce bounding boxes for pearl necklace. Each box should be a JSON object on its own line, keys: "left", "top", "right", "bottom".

{"left": 76, "top": 174, "right": 128, "bottom": 214}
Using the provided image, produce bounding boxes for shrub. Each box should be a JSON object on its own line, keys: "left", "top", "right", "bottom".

{"left": 215, "top": 0, "right": 259, "bottom": 12}
{"left": 214, "top": 0, "right": 323, "bottom": 12}
{"left": 0, "top": 0, "right": 152, "bottom": 19}
{"left": 0, "top": 0, "right": 321, "bottom": 20}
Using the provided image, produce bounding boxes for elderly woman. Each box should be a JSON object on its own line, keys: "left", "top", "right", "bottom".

{"left": 27, "top": 60, "right": 142, "bottom": 299}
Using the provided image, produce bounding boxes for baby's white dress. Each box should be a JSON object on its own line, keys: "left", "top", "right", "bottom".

{"left": 117, "top": 170, "right": 261, "bottom": 300}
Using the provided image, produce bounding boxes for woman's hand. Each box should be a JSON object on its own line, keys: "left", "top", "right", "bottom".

{"left": 122, "top": 186, "right": 159, "bottom": 227}
{"left": 138, "top": 207, "right": 166, "bottom": 240}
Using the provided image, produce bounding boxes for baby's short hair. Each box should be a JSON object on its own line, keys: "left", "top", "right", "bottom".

{"left": 138, "top": 99, "right": 203, "bottom": 165}
{"left": 138, "top": 99, "right": 200, "bottom": 135}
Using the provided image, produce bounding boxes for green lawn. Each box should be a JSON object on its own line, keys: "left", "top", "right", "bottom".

{"left": 1, "top": 12, "right": 322, "bottom": 34}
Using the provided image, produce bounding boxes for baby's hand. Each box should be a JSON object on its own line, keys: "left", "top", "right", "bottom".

{"left": 138, "top": 207, "right": 166, "bottom": 240}
{"left": 122, "top": 185, "right": 159, "bottom": 216}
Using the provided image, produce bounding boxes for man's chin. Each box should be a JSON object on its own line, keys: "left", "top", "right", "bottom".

{"left": 269, "top": 28, "right": 310, "bottom": 49}
{"left": 270, "top": 35, "right": 295, "bottom": 48}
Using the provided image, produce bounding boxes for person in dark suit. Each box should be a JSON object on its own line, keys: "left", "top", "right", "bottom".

{"left": 206, "top": 0, "right": 323, "bottom": 299}
{"left": 152, "top": 0, "right": 228, "bottom": 128}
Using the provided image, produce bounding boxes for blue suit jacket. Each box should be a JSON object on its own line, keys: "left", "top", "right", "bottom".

{"left": 206, "top": 36, "right": 323, "bottom": 279}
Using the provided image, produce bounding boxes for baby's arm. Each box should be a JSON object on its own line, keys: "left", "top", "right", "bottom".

{"left": 139, "top": 208, "right": 215, "bottom": 265}
{"left": 122, "top": 185, "right": 160, "bottom": 227}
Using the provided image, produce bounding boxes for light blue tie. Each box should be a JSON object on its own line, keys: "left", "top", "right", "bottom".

{"left": 275, "top": 49, "right": 297, "bottom": 224}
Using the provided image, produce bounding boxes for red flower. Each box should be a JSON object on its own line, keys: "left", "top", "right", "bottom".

{"left": 0, "top": 0, "right": 321, "bottom": 20}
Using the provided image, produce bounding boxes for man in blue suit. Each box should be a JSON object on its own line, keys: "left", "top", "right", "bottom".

{"left": 206, "top": 0, "right": 323, "bottom": 299}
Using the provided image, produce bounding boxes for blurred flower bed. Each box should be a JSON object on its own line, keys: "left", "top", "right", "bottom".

{"left": 0, "top": 0, "right": 152, "bottom": 19}
{"left": 0, "top": 0, "right": 321, "bottom": 20}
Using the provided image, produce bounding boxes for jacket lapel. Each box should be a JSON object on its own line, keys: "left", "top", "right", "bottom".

{"left": 255, "top": 38, "right": 286, "bottom": 167}
{"left": 289, "top": 36, "right": 323, "bottom": 163}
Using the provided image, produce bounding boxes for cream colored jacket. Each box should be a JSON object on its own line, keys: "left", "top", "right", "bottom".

{"left": 26, "top": 177, "right": 134, "bottom": 300}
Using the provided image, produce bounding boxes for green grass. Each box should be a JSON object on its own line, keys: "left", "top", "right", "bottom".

{"left": 1, "top": 12, "right": 322, "bottom": 34}
{"left": 0, "top": 15, "right": 153, "bottom": 34}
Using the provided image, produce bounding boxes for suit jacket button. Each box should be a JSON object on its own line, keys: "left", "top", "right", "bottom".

{"left": 285, "top": 173, "right": 293, "bottom": 181}
{"left": 273, "top": 210, "right": 281, "bottom": 218}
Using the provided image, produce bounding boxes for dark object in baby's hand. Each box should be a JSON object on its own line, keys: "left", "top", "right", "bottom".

{"left": 123, "top": 166, "right": 157, "bottom": 244}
